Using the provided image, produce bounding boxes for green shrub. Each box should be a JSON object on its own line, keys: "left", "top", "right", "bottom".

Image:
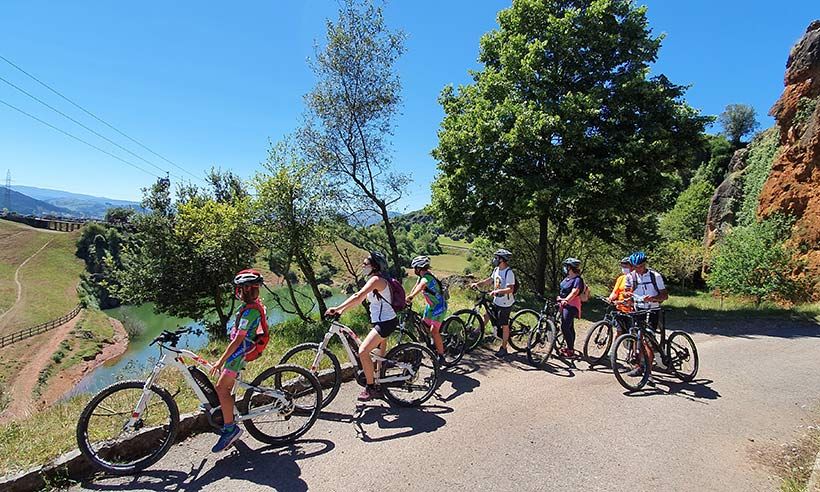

{"left": 659, "top": 180, "right": 715, "bottom": 243}
{"left": 738, "top": 128, "right": 780, "bottom": 226}
{"left": 651, "top": 240, "right": 705, "bottom": 288}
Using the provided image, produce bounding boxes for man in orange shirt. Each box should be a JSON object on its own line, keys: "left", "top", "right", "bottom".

{"left": 608, "top": 256, "right": 633, "bottom": 314}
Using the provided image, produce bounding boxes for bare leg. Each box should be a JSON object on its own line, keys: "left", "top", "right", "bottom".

{"left": 428, "top": 320, "right": 445, "bottom": 355}
{"left": 215, "top": 372, "right": 237, "bottom": 425}
{"left": 501, "top": 324, "right": 510, "bottom": 351}
{"left": 359, "top": 329, "right": 385, "bottom": 385}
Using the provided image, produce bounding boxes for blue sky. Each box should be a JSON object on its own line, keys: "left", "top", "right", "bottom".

{"left": 0, "top": 1, "right": 817, "bottom": 209}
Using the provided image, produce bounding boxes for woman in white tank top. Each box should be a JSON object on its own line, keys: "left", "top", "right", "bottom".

{"left": 326, "top": 252, "right": 399, "bottom": 402}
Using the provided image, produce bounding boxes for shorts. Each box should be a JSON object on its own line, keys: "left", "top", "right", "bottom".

{"left": 423, "top": 305, "right": 447, "bottom": 323}
{"left": 373, "top": 317, "right": 399, "bottom": 338}
{"left": 491, "top": 305, "right": 512, "bottom": 326}
{"left": 223, "top": 339, "right": 251, "bottom": 376}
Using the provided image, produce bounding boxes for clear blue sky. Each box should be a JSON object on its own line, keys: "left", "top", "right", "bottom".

{"left": 0, "top": 1, "right": 817, "bottom": 209}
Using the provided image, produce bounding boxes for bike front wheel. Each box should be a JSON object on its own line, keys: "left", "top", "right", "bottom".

{"left": 667, "top": 331, "right": 699, "bottom": 381}
{"left": 526, "top": 318, "right": 557, "bottom": 368}
{"left": 279, "top": 342, "right": 341, "bottom": 409}
{"left": 439, "top": 316, "right": 467, "bottom": 368}
{"left": 241, "top": 364, "right": 322, "bottom": 446}
{"left": 380, "top": 343, "right": 439, "bottom": 407}
{"left": 509, "top": 309, "right": 539, "bottom": 352}
{"left": 583, "top": 321, "right": 614, "bottom": 367}
{"left": 452, "top": 309, "right": 484, "bottom": 352}
{"left": 76, "top": 380, "right": 180, "bottom": 475}
{"left": 611, "top": 334, "right": 650, "bottom": 391}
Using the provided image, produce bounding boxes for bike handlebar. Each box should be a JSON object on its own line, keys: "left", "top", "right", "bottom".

{"left": 151, "top": 326, "right": 202, "bottom": 347}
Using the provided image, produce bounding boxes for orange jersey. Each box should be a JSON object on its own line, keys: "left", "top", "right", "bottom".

{"left": 610, "top": 274, "right": 633, "bottom": 312}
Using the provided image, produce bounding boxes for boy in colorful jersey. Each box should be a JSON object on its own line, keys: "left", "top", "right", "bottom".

{"left": 209, "top": 269, "right": 267, "bottom": 452}
{"left": 405, "top": 255, "right": 448, "bottom": 366}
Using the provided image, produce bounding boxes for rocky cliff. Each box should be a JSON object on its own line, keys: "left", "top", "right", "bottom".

{"left": 758, "top": 20, "right": 820, "bottom": 277}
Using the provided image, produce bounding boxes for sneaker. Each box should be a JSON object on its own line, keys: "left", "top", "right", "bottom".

{"left": 211, "top": 424, "right": 243, "bottom": 453}
{"left": 626, "top": 366, "right": 644, "bottom": 377}
{"left": 437, "top": 354, "right": 447, "bottom": 367}
{"left": 559, "top": 348, "right": 575, "bottom": 359}
{"left": 495, "top": 347, "right": 508, "bottom": 358}
{"left": 357, "top": 386, "right": 382, "bottom": 401}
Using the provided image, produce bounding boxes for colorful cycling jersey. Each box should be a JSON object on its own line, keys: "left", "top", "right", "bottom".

{"left": 226, "top": 304, "right": 262, "bottom": 363}
{"left": 610, "top": 274, "right": 633, "bottom": 313}
{"left": 418, "top": 272, "right": 447, "bottom": 320}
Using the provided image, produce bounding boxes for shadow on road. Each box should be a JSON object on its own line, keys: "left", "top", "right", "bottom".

{"left": 353, "top": 404, "right": 452, "bottom": 443}
{"left": 624, "top": 377, "right": 721, "bottom": 403}
{"left": 78, "top": 439, "right": 335, "bottom": 492}
{"left": 435, "top": 366, "right": 481, "bottom": 403}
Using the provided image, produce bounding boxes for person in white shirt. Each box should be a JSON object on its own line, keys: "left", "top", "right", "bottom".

{"left": 624, "top": 251, "right": 669, "bottom": 376}
{"left": 469, "top": 249, "right": 516, "bottom": 358}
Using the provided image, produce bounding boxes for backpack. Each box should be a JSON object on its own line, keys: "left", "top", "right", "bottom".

{"left": 375, "top": 275, "right": 407, "bottom": 313}
{"left": 238, "top": 300, "right": 269, "bottom": 362}
{"left": 502, "top": 268, "right": 519, "bottom": 295}
{"left": 629, "top": 269, "right": 660, "bottom": 296}
{"left": 578, "top": 277, "right": 591, "bottom": 302}
{"left": 425, "top": 272, "right": 450, "bottom": 301}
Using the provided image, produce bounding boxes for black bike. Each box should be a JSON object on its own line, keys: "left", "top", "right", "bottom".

{"left": 390, "top": 309, "right": 467, "bottom": 368}
{"left": 519, "top": 295, "right": 569, "bottom": 368}
{"left": 450, "top": 291, "right": 528, "bottom": 352}
{"left": 610, "top": 307, "right": 699, "bottom": 391}
{"left": 581, "top": 297, "right": 636, "bottom": 367}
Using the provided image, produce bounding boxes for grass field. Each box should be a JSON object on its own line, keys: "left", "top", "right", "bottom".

{"left": 0, "top": 220, "right": 57, "bottom": 316}
{"left": 428, "top": 253, "right": 469, "bottom": 276}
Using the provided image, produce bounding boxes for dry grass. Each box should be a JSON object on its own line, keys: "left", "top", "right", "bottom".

{"left": 0, "top": 219, "right": 56, "bottom": 315}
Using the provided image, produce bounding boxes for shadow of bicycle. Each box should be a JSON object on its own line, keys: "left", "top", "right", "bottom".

{"left": 353, "top": 403, "right": 453, "bottom": 443}
{"left": 623, "top": 377, "right": 721, "bottom": 403}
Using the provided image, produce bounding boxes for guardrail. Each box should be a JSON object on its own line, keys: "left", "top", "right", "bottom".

{"left": 0, "top": 304, "right": 82, "bottom": 348}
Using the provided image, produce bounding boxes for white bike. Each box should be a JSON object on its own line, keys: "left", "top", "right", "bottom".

{"left": 76, "top": 327, "right": 322, "bottom": 475}
{"left": 279, "top": 314, "right": 440, "bottom": 408}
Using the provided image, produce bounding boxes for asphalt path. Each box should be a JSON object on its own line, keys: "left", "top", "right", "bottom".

{"left": 70, "top": 317, "right": 820, "bottom": 492}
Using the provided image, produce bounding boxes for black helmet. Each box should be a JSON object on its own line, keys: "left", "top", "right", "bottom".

{"left": 368, "top": 251, "right": 389, "bottom": 273}
{"left": 411, "top": 255, "right": 431, "bottom": 269}
{"left": 494, "top": 249, "right": 512, "bottom": 261}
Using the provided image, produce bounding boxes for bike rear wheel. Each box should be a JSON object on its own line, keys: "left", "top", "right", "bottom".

{"left": 76, "top": 380, "right": 179, "bottom": 475}
{"left": 279, "top": 342, "right": 341, "bottom": 409}
{"left": 380, "top": 343, "right": 439, "bottom": 406}
{"left": 242, "top": 364, "right": 322, "bottom": 445}
{"left": 611, "top": 334, "right": 650, "bottom": 391}
{"left": 439, "top": 316, "right": 467, "bottom": 367}
{"left": 453, "top": 309, "right": 484, "bottom": 352}
{"left": 583, "top": 321, "right": 614, "bottom": 367}
{"left": 667, "top": 331, "right": 699, "bottom": 381}
{"left": 526, "top": 319, "right": 557, "bottom": 368}
{"left": 509, "top": 309, "right": 539, "bottom": 352}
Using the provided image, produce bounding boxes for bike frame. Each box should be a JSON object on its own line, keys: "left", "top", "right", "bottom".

{"left": 627, "top": 309, "right": 671, "bottom": 365}
{"left": 126, "top": 345, "right": 290, "bottom": 431}
{"left": 310, "top": 320, "right": 418, "bottom": 385}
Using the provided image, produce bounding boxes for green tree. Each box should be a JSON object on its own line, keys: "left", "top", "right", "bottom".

{"left": 659, "top": 180, "right": 715, "bottom": 243}
{"left": 104, "top": 206, "right": 135, "bottom": 226}
{"left": 432, "top": 0, "right": 710, "bottom": 295}
{"left": 718, "top": 103, "right": 759, "bottom": 147}
{"left": 116, "top": 176, "right": 259, "bottom": 337}
{"left": 738, "top": 128, "right": 781, "bottom": 226}
{"left": 692, "top": 134, "right": 734, "bottom": 187}
{"left": 299, "top": 0, "right": 409, "bottom": 276}
{"left": 76, "top": 222, "right": 124, "bottom": 308}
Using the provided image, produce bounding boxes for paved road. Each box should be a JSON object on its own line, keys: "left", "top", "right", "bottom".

{"left": 71, "top": 317, "right": 820, "bottom": 492}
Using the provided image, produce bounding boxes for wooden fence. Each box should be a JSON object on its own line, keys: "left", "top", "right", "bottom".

{"left": 0, "top": 304, "right": 82, "bottom": 348}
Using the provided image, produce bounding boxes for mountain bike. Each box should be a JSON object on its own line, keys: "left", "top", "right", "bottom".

{"left": 610, "top": 305, "right": 699, "bottom": 391}
{"left": 76, "top": 326, "right": 322, "bottom": 475}
{"left": 388, "top": 308, "right": 467, "bottom": 369}
{"left": 452, "top": 290, "right": 528, "bottom": 352}
{"left": 581, "top": 297, "right": 636, "bottom": 366}
{"left": 279, "top": 314, "right": 440, "bottom": 409}
{"left": 520, "top": 295, "right": 572, "bottom": 368}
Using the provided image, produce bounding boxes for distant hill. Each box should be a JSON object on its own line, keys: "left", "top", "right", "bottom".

{"left": 9, "top": 185, "right": 141, "bottom": 219}
{"left": 2, "top": 189, "right": 74, "bottom": 217}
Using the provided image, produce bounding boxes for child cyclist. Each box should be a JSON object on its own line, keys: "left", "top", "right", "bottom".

{"left": 405, "top": 255, "right": 448, "bottom": 366}
{"left": 209, "top": 269, "right": 268, "bottom": 452}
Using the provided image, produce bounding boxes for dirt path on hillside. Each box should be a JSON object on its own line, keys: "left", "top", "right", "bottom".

{"left": 0, "top": 315, "right": 78, "bottom": 423}
{"left": 40, "top": 317, "right": 129, "bottom": 407}
{"left": 0, "top": 238, "right": 54, "bottom": 328}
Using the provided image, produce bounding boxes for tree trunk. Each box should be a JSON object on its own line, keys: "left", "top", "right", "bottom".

{"left": 283, "top": 273, "right": 311, "bottom": 322}
{"left": 211, "top": 289, "right": 230, "bottom": 340}
{"left": 534, "top": 213, "right": 550, "bottom": 297}
{"left": 296, "top": 251, "right": 329, "bottom": 319}
{"left": 379, "top": 205, "right": 403, "bottom": 278}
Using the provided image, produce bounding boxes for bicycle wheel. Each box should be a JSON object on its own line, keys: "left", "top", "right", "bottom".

{"left": 279, "top": 342, "right": 341, "bottom": 409}
{"left": 509, "top": 309, "right": 539, "bottom": 352}
{"left": 526, "top": 319, "right": 557, "bottom": 368}
{"left": 582, "top": 321, "right": 614, "bottom": 366}
{"left": 667, "top": 331, "right": 699, "bottom": 381}
{"left": 380, "top": 343, "right": 439, "bottom": 407}
{"left": 241, "top": 364, "right": 321, "bottom": 445}
{"left": 611, "top": 334, "right": 650, "bottom": 391}
{"left": 453, "top": 309, "right": 484, "bottom": 352}
{"left": 439, "top": 316, "right": 467, "bottom": 367}
{"left": 76, "top": 380, "right": 179, "bottom": 475}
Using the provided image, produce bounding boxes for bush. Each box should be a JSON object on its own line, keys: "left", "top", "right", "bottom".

{"left": 651, "top": 240, "right": 705, "bottom": 288}
{"left": 659, "top": 180, "right": 715, "bottom": 243}
{"left": 738, "top": 128, "right": 780, "bottom": 226}
{"left": 318, "top": 284, "right": 333, "bottom": 298}
{"left": 708, "top": 216, "right": 809, "bottom": 306}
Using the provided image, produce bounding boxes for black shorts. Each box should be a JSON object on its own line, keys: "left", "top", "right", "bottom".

{"left": 491, "top": 305, "right": 512, "bottom": 326}
{"left": 373, "top": 317, "right": 399, "bottom": 338}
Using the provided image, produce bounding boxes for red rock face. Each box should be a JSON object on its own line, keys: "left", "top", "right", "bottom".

{"left": 759, "top": 20, "right": 820, "bottom": 278}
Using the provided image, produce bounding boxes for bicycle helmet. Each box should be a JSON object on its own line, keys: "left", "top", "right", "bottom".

{"left": 629, "top": 251, "right": 647, "bottom": 266}
{"left": 411, "top": 255, "right": 431, "bottom": 269}
{"left": 620, "top": 256, "right": 631, "bottom": 266}
{"left": 494, "top": 249, "right": 512, "bottom": 261}
{"left": 368, "top": 251, "right": 389, "bottom": 274}
{"left": 562, "top": 257, "right": 582, "bottom": 269}
{"left": 233, "top": 269, "right": 263, "bottom": 286}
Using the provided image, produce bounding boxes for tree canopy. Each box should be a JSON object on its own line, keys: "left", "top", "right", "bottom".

{"left": 718, "top": 103, "right": 759, "bottom": 147}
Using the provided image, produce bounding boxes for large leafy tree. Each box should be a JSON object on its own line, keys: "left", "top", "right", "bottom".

{"left": 433, "top": 0, "right": 710, "bottom": 294}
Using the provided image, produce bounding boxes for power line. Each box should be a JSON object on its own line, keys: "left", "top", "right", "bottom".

{"left": 0, "top": 97, "right": 162, "bottom": 179}
{"left": 0, "top": 74, "right": 184, "bottom": 181}
{"left": 0, "top": 53, "right": 205, "bottom": 183}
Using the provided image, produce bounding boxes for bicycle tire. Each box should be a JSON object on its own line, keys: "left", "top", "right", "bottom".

{"left": 241, "top": 364, "right": 322, "bottom": 445}
{"left": 76, "top": 380, "right": 179, "bottom": 475}
{"left": 667, "top": 331, "right": 699, "bottom": 381}
{"left": 610, "top": 334, "right": 650, "bottom": 391}
{"left": 452, "top": 308, "right": 484, "bottom": 352}
{"left": 279, "top": 342, "right": 341, "bottom": 409}
{"left": 526, "top": 318, "right": 557, "bottom": 368}
{"left": 439, "top": 315, "right": 467, "bottom": 368}
{"left": 582, "top": 320, "right": 614, "bottom": 367}
{"left": 509, "top": 309, "right": 539, "bottom": 352}
{"left": 380, "top": 343, "right": 439, "bottom": 407}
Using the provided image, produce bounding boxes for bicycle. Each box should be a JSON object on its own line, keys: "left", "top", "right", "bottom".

{"left": 520, "top": 295, "right": 574, "bottom": 368}
{"left": 279, "top": 314, "right": 440, "bottom": 409}
{"left": 581, "top": 296, "right": 636, "bottom": 367}
{"left": 388, "top": 308, "right": 467, "bottom": 369}
{"left": 76, "top": 326, "right": 322, "bottom": 475}
{"left": 609, "top": 304, "right": 699, "bottom": 391}
{"left": 451, "top": 290, "right": 528, "bottom": 352}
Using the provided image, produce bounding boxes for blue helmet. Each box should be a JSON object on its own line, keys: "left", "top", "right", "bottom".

{"left": 629, "top": 251, "right": 647, "bottom": 266}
